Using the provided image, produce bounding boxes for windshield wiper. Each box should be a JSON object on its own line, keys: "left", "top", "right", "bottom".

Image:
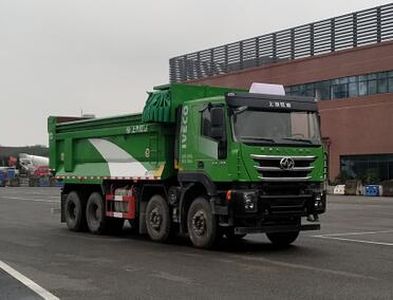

{"left": 240, "top": 136, "right": 276, "bottom": 143}
{"left": 281, "top": 137, "right": 314, "bottom": 144}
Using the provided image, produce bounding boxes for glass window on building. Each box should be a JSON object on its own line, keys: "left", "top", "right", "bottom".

{"left": 389, "top": 77, "right": 393, "bottom": 93}
{"left": 339, "top": 77, "right": 348, "bottom": 84}
{"left": 368, "top": 73, "right": 377, "bottom": 95}
{"left": 286, "top": 69, "right": 393, "bottom": 100}
{"left": 298, "top": 84, "right": 306, "bottom": 96}
{"left": 377, "top": 72, "right": 388, "bottom": 93}
{"left": 368, "top": 80, "right": 377, "bottom": 95}
{"left": 348, "top": 76, "right": 358, "bottom": 98}
{"left": 305, "top": 83, "right": 315, "bottom": 97}
{"left": 331, "top": 83, "right": 348, "bottom": 99}
{"left": 288, "top": 86, "right": 298, "bottom": 95}
{"left": 340, "top": 154, "right": 393, "bottom": 183}
{"left": 389, "top": 71, "right": 393, "bottom": 93}
{"left": 315, "top": 80, "right": 331, "bottom": 100}
{"left": 358, "top": 75, "right": 368, "bottom": 96}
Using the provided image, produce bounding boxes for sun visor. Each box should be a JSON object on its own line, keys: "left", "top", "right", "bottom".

{"left": 249, "top": 82, "right": 285, "bottom": 96}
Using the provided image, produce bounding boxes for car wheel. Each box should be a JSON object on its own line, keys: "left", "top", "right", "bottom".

{"left": 145, "top": 195, "right": 171, "bottom": 242}
{"left": 187, "top": 197, "right": 217, "bottom": 249}
{"left": 65, "top": 191, "right": 85, "bottom": 231}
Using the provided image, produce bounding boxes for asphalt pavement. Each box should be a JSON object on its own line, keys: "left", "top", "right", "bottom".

{"left": 0, "top": 187, "right": 392, "bottom": 299}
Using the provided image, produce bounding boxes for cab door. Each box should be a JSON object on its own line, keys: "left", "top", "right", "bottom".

{"left": 194, "top": 104, "right": 231, "bottom": 181}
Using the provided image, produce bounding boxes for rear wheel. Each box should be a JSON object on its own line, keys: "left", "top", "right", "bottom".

{"left": 86, "top": 192, "right": 120, "bottom": 234}
{"left": 266, "top": 231, "right": 299, "bottom": 247}
{"left": 187, "top": 197, "right": 217, "bottom": 249}
{"left": 145, "top": 195, "right": 171, "bottom": 242}
{"left": 64, "top": 191, "right": 85, "bottom": 232}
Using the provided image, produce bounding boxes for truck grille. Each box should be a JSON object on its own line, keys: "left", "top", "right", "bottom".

{"left": 251, "top": 154, "right": 316, "bottom": 182}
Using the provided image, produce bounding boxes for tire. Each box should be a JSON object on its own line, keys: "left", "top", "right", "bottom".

{"left": 225, "top": 230, "right": 247, "bottom": 242}
{"left": 86, "top": 192, "right": 108, "bottom": 234}
{"left": 64, "top": 191, "right": 85, "bottom": 232}
{"left": 145, "top": 195, "right": 171, "bottom": 242}
{"left": 187, "top": 197, "right": 217, "bottom": 249}
{"left": 266, "top": 231, "right": 299, "bottom": 247}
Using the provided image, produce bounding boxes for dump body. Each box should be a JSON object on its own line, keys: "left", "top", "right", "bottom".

{"left": 49, "top": 83, "right": 327, "bottom": 249}
{"left": 48, "top": 114, "right": 175, "bottom": 183}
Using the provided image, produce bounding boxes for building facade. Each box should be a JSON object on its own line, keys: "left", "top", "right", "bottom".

{"left": 169, "top": 4, "right": 393, "bottom": 183}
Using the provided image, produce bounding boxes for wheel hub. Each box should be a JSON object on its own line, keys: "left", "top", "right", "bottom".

{"left": 68, "top": 202, "right": 76, "bottom": 220}
{"left": 90, "top": 204, "right": 100, "bottom": 222}
{"left": 95, "top": 206, "right": 101, "bottom": 220}
{"left": 150, "top": 208, "right": 162, "bottom": 230}
{"left": 192, "top": 210, "right": 206, "bottom": 236}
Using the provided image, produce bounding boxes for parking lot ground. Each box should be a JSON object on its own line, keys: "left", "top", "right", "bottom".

{"left": 0, "top": 268, "right": 42, "bottom": 300}
{"left": 0, "top": 188, "right": 392, "bottom": 299}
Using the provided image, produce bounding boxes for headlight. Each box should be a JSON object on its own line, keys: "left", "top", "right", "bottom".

{"left": 313, "top": 191, "right": 326, "bottom": 211}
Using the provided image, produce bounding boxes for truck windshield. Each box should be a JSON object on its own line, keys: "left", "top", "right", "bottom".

{"left": 232, "top": 109, "right": 321, "bottom": 145}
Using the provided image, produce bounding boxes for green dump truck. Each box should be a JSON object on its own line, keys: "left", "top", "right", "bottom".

{"left": 48, "top": 83, "right": 326, "bottom": 248}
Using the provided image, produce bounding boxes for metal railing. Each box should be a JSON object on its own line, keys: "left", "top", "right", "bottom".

{"left": 169, "top": 3, "right": 393, "bottom": 83}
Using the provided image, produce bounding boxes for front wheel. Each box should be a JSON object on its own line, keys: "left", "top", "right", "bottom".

{"left": 187, "top": 197, "right": 217, "bottom": 249}
{"left": 266, "top": 231, "right": 299, "bottom": 247}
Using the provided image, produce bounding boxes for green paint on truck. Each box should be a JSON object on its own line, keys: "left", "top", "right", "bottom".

{"left": 49, "top": 83, "right": 327, "bottom": 248}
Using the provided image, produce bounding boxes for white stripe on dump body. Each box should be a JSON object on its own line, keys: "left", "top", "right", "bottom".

{"left": 89, "top": 138, "right": 149, "bottom": 178}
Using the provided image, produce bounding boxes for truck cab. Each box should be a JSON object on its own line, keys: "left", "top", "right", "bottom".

{"left": 175, "top": 90, "right": 326, "bottom": 246}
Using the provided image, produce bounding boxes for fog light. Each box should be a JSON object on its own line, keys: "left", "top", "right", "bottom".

{"left": 243, "top": 192, "right": 257, "bottom": 213}
{"left": 245, "top": 198, "right": 255, "bottom": 210}
{"left": 314, "top": 193, "right": 323, "bottom": 208}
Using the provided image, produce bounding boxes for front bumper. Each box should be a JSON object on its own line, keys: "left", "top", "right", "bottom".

{"left": 234, "top": 223, "right": 320, "bottom": 235}
{"left": 228, "top": 188, "right": 326, "bottom": 217}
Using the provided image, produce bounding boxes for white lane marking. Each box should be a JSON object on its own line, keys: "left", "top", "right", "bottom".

{"left": 230, "top": 254, "right": 377, "bottom": 280}
{"left": 314, "top": 230, "right": 393, "bottom": 247}
{"left": 0, "top": 260, "right": 59, "bottom": 300}
{"left": 315, "top": 236, "right": 393, "bottom": 247}
{"left": 2, "top": 196, "right": 57, "bottom": 203}
{"left": 314, "top": 230, "right": 393, "bottom": 237}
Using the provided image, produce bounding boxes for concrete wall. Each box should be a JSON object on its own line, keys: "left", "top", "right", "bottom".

{"left": 188, "top": 41, "right": 393, "bottom": 181}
